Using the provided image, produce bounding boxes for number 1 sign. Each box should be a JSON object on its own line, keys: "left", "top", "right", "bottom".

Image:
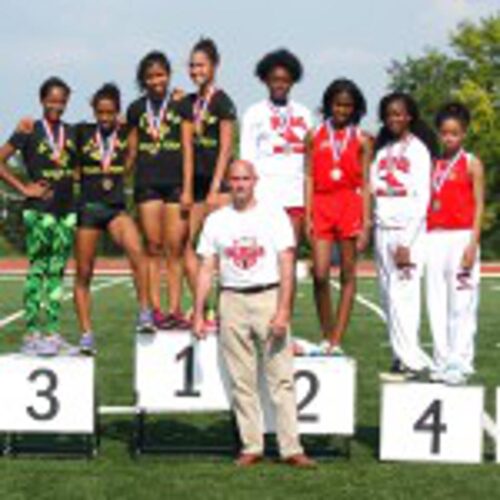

{"left": 135, "top": 332, "right": 231, "bottom": 412}
{"left": 0, "top": 354, "right": 95, "bottom": 434}
{"left": 380, "top": 383, "right": 484, "bottom": 463}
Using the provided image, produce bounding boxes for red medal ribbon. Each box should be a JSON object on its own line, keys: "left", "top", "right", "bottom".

{"left": 146, "top": 95, "right": 169, "bottom": 142}
{"left": 95, "top": 128, "right": 118, "bottom": 173}
{"left": 194, "top": 86, "right": 217, "bottom": 135}
{"left": 42, "top": 119, "right": 65, "bottom": 166}
{"left": 432, "top": 149, "right": 464, "bottom": 193}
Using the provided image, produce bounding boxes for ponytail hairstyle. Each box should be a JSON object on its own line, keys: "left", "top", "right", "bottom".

{"left": 91, "top": 82, "right": 121, "bottom": 112}
{"left": 375, "top": 92, "right": 438, "bottom": 157}
{"left": 435, "top": 101, "right": 471, "bottom": 130}
{"left": 192, "top": 37, "right": 220, "bottom": 66}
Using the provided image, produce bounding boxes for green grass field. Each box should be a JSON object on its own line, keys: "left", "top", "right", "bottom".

{"left": 0, "top": 275, "right": 499, "bottom": 499}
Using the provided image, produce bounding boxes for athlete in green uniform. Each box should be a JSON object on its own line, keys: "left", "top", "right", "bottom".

{"left": 0, "top": 77, "right": 76, "bottom": 355}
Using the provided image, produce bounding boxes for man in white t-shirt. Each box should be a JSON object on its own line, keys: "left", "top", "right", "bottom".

{"left": 193, "top": 159, "right": 315, "bottom": 468}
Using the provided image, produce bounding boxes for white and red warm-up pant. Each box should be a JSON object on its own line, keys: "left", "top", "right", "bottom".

{"left": 425, "top": 230, "right": 479, "bottom": 374}
{"left": 375, "top": 226, "right": 434, "bottom": 371}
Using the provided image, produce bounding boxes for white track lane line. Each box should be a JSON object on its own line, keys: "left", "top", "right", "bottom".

{"left": 0, "top": 277, "right": 130, "bottom": 329}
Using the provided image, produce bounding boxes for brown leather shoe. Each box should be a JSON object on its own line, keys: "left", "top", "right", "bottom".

{"left": 234, "top": 453, "right": 263, "bottom": 467}
{"left": 283, "top": 453, "right": 317, "bottom": 468}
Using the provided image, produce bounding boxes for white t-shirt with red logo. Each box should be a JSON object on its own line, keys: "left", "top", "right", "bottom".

{"left": 197, "top": 201, "right": 295, "bottom": 288}
{"left": 240, "top": 100, "right": 313, "bottom": 209}
{"left": 370, "top": 134, "right": 432, "bottom": 247}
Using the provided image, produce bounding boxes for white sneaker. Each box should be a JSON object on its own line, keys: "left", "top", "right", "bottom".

{"left": 443, "top": 364, "right": 466, "bottom": 386}
{"left": 430, "top": 367, "right": 446, "bottom": 383}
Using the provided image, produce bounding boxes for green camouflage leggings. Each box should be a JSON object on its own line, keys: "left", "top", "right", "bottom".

{"left": 23, "top": 209, "right": 76, "bottom": 334}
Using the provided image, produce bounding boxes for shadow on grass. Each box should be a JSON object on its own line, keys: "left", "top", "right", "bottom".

{"left": 100, "top": 413, "right": 239, "bottom": 457}
{"left": 355, "top": 426, "right": 380, "bottom": 458}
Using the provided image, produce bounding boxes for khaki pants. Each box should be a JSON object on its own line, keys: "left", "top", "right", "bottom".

{"left": 219, "top": 288, "right": 303, "bottom": 458}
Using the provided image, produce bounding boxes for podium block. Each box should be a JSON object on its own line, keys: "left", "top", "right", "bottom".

{"left": 261, "top": 356, "right": 356, "bottom": 436}
{"left": 0, "top": 354, "right": 95, "bottom": 434}
{"left": 135, "top": 332, "right": 231, "bottom": 412}
{"left": 380, "top": 382, "right": 484, "bottom": 463}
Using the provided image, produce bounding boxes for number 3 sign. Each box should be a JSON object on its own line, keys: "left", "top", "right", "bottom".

{"left": 0, "top": 354, "right": 95, "bottom": 434}
{"left": 380, "top": 382, "right": 484, "bottom": 463}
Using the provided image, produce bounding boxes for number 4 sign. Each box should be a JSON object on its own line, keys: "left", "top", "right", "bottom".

{"left": 380, "top": 383, "right": 484, "bottom": 463}
{"left": 0, "top": 354, "right": 95, "bottom": 434}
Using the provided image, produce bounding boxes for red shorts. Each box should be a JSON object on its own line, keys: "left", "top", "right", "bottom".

{"left": 285, "top": 206, "right": 305, "bottom": 225}
{"left": 312, "top": 190, "right": 362, "bottom": 241}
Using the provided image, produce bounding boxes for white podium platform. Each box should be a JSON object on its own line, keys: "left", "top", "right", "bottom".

{"left": 380, "top": 382, "right": 484, "bottom": 464}
{"left": 0, "top": 354, "right": 96, "bottom": 456}
{"left": 134, "top": 331, "right": 357, "bottom": 455}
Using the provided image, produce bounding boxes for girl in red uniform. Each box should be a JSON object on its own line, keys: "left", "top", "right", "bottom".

{"left": 426, "top": 102, "right": 484, "bottom": 384}
{"left": 306, "top": 79, "right": 372, "bottom": 354}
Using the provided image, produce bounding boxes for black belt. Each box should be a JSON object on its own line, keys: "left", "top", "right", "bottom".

{"left": 221, "top": 283, "right": 279, "bottom": 295}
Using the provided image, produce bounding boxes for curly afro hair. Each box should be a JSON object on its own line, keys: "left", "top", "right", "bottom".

{"left": 321, "top": 78, "right": 367, "bottom": 125}
{"left": 255, "top": 49, "right": 303, "bottom": 83}
{"left": 435, "top": 101, "right": 471, "bottom": 130}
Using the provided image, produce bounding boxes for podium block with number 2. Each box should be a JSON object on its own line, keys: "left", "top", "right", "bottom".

{"left": 0, "top": 354, "right": 95, "bottom": 434}
{"left": 380, "top": 383, "right": 484, "bottom": 463}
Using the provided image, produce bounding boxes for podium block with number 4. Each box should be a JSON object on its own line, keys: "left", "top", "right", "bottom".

{"left": 0, "top": 354, "right": 95, "bottom": 434}
{"left": 380, "top": 383, "right": 484, "bottom": 463}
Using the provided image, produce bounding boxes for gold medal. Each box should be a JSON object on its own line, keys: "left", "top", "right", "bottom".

{"left": 432, "top": 199, "right": 441, "bottom": 211}
{"left": 102, "top": 177, "right": 114, "bottom": 191}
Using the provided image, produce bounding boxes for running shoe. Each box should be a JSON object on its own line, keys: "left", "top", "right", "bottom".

{"left": 137, "top": 309, "right": 156, "bottom": 334}
{"left": 37, "top": 334, "right": 65, "bottom": 357}
{"left": 443, "top": 363, "right": 467, "bottom": 386}
{"left": 164, "top": 312, "right": 192, "bottom": 331}
{"left": 21, "top": 333, "right": 42, "bottom": 356}
{"left": 79, "top": 332, "right": 96, "bottom": 356}
{"left": 152, "top": 309, "right": 170, "bottom": 330}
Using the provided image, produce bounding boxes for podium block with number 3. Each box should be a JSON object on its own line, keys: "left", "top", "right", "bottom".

{"left": 0, "top": 354, "right": 95, "bottom": 434}
{"left": 380, "top": 383, "right": 484, "bottom": 463}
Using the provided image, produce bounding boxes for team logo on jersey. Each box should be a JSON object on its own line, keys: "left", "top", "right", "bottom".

{"left": 225, "top": 237, "right": 265, "bottom": 269}
{"left": 377, "top": 157, "right": 410, "bottom": 196}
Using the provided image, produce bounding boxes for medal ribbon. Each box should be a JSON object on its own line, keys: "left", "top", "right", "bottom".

{"left": 194, "top": 86, "right": 217, "bottom": 135}
{"left": 432, "top": 149, "right": 464, "bottom": 193}
{"left": 327, "top": 121, "right": 354, "bottom": 165}
{"left": 42, "top": 119, "right": 65, "bottom": 166}
{"left": 269, "top": 101, "right": 293, "bottom": 137}
{"left": 95, "top": 128, "right": 118, "bottom": 173}
{"left": 146, "top": 94, "right": 169, "bottom": 141}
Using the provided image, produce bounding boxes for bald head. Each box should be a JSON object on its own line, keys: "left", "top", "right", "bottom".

{"left": 229, "top": 159, "right": 257, "bottom": 178}
{"left": 228, "top": 159, "right": 258, "bottom": 209}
